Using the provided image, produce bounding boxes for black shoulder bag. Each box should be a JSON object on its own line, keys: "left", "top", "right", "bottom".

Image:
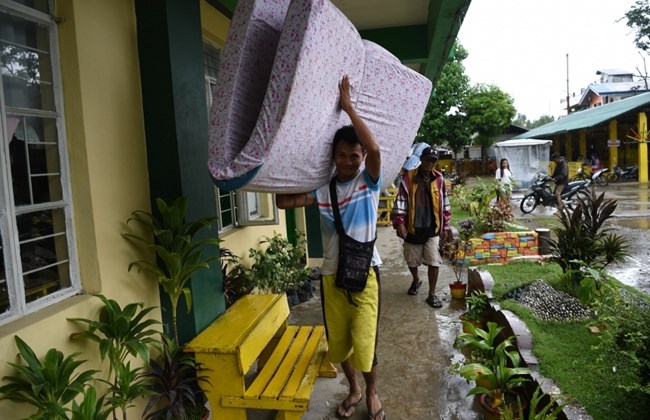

{"left": 329, "top": 177, "right": 376, "bottom": 306}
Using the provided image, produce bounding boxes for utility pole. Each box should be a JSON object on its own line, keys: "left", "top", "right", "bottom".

{"left": 566, "top": 53, "right": 571, "bottom": 115}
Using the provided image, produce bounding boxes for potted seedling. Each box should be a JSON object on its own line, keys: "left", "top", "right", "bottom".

{"left": 443, "top": 219, "right": 475, "bottom": 299}
{"left": 458, "top": 332, "right": 531, "bottom": 419}
{"left": 459, "top": 290, "right": 490, "bottom": 332}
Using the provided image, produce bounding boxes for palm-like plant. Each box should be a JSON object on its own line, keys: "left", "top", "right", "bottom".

{"left": 459, "top": 339, "right": 531, "bottom": 411}
{"left": 548, "top": 189, "right": 629, "bottom": 275}
{"left": 0, "top": 336, "right": 98, "bottom": 419}
{"left": 123, "top": 197, "right": 220, "bottom": 344}
{"left": 68, "top": 294, "right": 160, "bottom": 419}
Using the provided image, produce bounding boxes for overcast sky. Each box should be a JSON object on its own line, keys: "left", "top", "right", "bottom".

{"left": 457, "top": 0, "right": 642, "bottom": 120}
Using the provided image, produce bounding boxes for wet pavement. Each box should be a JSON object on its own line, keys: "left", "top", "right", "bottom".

{"left": 288, "top": 226, "right": 480, "bottom": 420}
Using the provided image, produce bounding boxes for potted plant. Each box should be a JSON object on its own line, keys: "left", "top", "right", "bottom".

{"left": 453, "top": 321, "right": 506, "bottom": 367}
{"left": 143, "top": 335, "right": 209, "bottom": 420}
{"left": 243, "top": 231, "right": 310, "bottom": 304}
{"left": 443, "top": 219, "right": 475, "bottom": 299}
{"left": 123, "top": 196, "right": 221, "bottom": 345}
{"left": 459, "top": 290, "right": 490, "bottom": 332}
{"left": 458, "top": 333, "right": 532, "bottom": 419}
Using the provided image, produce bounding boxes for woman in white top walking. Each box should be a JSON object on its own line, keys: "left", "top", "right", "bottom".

{"left": 495, "top": 158, "right": 513, "bottom": 203}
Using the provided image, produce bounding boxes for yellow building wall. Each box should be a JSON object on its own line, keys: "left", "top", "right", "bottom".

{"left": 0, "top": 1, "right": 156, "bottom": 417}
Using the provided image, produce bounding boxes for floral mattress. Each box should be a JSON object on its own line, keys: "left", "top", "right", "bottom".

{"left": 207, "top": 0, "right": 432, "bottom": 193}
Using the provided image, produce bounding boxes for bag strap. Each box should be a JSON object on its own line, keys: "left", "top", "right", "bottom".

{"left": 329, "top": 177, "right": 358, "bottom": 306}
{"left": 329, "top": 177, "right": 345, "bottom": 234}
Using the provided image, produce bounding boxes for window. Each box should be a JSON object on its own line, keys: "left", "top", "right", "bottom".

{"left": 0, "top": 2, "right": 78, "bottom": 321}
{"left": 203, "top": 42, "right": 278, "bottom": 233}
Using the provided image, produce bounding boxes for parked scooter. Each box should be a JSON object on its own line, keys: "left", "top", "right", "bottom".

{"left": 610, "top": 164, "right": 638, "bottom": 182}
{"left": 519, "top": 172, "right": 591, "bottom": 214}
{"left": 572, "top": 166, "right": 609, "bottom": 187}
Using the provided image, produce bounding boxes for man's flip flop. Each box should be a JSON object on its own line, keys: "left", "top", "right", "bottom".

{"left": 368, "top": 407, "right": 386, "bottom": 420}
{"left": 336, "top": 397, "right": 362, "bottom": 418}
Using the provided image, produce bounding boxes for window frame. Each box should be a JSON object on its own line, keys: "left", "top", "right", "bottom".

{"left": 0, "top": 1, "right": 80, "bottom": 324}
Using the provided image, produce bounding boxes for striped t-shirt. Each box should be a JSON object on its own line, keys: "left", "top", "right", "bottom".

{"left": 313, "top": 170, "right": 382, "bottom": 276}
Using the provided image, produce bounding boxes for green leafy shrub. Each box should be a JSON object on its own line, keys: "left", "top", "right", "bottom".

{"left": 451, "top": 179, "right": 513, "bottom": 234}
{"left": 244, "top": 231, "right": 310, "bottom": 294}
{"left": 592, "top": 288, "right": 650, "bottom": 399}
{"left": 547, "top": 189, "right": 629, "bottom": 294}
{"left": 0, "top": 336, "right": 98, "bottom": 419}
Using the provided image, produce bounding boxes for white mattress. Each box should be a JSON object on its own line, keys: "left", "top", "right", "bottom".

{"left": 208, "top": 0, "right": 432, "bottom": 193}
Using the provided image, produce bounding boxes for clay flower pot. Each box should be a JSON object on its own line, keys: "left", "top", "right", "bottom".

{"left": 449, "top": 282, "right": 467, "bottom": 299}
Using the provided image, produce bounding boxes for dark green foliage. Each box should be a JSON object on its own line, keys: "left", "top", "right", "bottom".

{"left": 243, "top": 231, "right": 310, "bottom": 294}
{"left": 592, "top": 289, "right": 650, "bottom": 400}
{"left": 123, "top": 196, "right": 221, "bottom": 344}
{"left": 416, "top": 42, "right": 472, "bottom": 154}
{"left": 547, "top": 189, "right": 629, "bottom": 291}
{"left": 623, "top": 0, "right": 650, "bottom": 52}
{"left": 143, "top": 335, "right": 208, "bottom": 420}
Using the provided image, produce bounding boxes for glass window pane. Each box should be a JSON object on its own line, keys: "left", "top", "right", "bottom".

{"left": 246, "top": 192, "right": 259, "bottom": 218}
{"left": 9, "top": 116, "right": 61, "bottom": 206}
{"left": 0, "top": 12, "right": 55, "bottom": 111}
{"left": 17, "top": 208, "right": 70, "bottom": 303}
{"left": 9, "top": 1, "right": 50, "bottom": 14}
{"left": 203, "top": 43, "right": 220, "bottom": 80}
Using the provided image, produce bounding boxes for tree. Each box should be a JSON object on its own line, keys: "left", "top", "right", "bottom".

{"left": 512, "top": 113, "right": 530, "bottom": 128}
{"left": 416, "top": 42, "right": 472, "bottom": 159}
{"left": 465, "top": 84, "right": 516, "bottom": 169}
{"left": 530, "top": 114, "right": 555, "bottom": 128}
{"left": 623, "top": 1, "right": 650, "bottom": 51}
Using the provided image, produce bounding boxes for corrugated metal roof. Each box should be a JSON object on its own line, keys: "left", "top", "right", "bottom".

{"left": 513, "top": 91, "right": 650, "bottom": 139}
{"left": 588, "top": 82, "right": 646, "bottom": 94}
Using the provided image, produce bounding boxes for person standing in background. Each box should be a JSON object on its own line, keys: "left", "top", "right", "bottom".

{"left": 391, "top": 147, "right": 451, "bottom": 309}
{"left": 551, "top": 152, "right": 569, "bottom": 210}
{"left": 495, "top": 158, "right": 513, "bottom": 203}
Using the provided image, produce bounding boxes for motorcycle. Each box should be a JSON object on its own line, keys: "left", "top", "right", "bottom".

{"left": 519, "top": 172, "right": 591, "bottom": 214}
{"left": 572, "top": 166, "right": 609, "bottom": 187}
{"left": 610, "top": 164, "right": 638, "bottom": 182}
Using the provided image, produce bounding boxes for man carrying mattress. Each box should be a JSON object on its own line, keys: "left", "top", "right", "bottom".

{"left": 276, "top": 75, "right": 385, "bottom": 420}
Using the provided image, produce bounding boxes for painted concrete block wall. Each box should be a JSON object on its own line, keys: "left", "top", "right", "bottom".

{"left": 465, "top": 231, "right": 539, "bottom": 265}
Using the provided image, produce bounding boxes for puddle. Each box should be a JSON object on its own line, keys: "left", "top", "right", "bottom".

{"left": 606, "top": 217, "right": 650, "bottom": 295}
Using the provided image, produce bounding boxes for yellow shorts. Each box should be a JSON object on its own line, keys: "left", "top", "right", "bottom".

{"left": 321, "top": 267, "right": 380, "bottom": 373}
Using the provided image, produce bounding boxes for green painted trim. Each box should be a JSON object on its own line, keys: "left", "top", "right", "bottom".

{"left": 285, "top": 209, "right": 297, "bottom": 246}
{"left": 205, "top": 0, "right": 236, "bottom": 18}
{"left": 360, "top": 25, "right": 428, "bottom": 63}
{"left": 135, "top": 0, "right": 225, "bottom": 345}
{"left": 424, "top": 0, "right": 472, "bottom": 82}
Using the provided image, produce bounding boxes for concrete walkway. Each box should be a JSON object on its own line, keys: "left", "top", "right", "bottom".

{"left": 287, "top": 226, "right": 480, "bottom": 420}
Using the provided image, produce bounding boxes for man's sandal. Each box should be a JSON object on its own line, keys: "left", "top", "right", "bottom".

{"left": 407, "top": 280, "right": 422, "bottom": 295}
{"left": 425, "top": 294, "right": 442, "bottom": 308}
{"left": 336, "top": 396, "right": 362, "bottom": 418}
{"left": 368, "top": 407, "right": 386, "bottom": 420}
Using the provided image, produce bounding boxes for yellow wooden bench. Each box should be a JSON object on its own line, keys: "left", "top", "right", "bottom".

{"left": 184, "top": 293, "right": 334, "bottom": 420}
{"left": 377, "top": 194, "right": 396, "bottom": 226}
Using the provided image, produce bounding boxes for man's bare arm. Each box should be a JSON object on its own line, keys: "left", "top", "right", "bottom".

{"left": 339, "top": 75, "right": 380, "bottom": 182}
{"left": 276, "top": 193, "right": 315, "bottom": 209}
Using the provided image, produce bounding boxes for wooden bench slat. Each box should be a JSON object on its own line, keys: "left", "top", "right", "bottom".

{"left": 293, "top": 327, "right": 328, "bottom": 403}
{"left": 185, "top": 294, "right": 284, "bottom": 353}
{"left": 244, "top": 326, "right": 298, "bottom": 398}
{"left": 280, "top": 325, "right": 325, "bottom": 401}
{"left": 260, "top": 327, "right": 312, "bottom": 400}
